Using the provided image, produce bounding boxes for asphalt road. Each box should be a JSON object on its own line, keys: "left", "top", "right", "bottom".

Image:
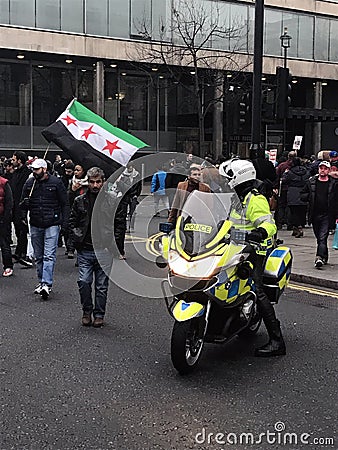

{"left": 1, "top": 211, "right": 337, "bottom": 449}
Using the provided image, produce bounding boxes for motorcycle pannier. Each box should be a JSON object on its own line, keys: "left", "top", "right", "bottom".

{"left": 263, "top": 246, "right": 292, "bottom": 304}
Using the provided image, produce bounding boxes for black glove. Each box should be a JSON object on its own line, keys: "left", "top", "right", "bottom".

{"left": 246, "top": 228, "right": 267, "bottom": 244}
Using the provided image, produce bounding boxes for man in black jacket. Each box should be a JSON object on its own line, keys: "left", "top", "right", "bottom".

{"left": 301, "top": 160, "right": 338, "bottom": 268}
{"left": 69, "top": 167, "right": 113, "bottom": 327}
{"left": 11, "top": 151, "right": 32, "bottom": 266}
{"left": 21, "top": 159, "right": 67, "bottom": 299}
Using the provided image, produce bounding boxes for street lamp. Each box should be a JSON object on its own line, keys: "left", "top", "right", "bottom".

{"left": 280, "top": 27, "right": 292, "bottom": 152}
{"left": 280, "top": 27, "right": 292, "bottom": 69}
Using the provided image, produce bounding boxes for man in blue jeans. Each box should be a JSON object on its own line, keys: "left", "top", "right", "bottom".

{"left": 20, "top": 158, "right": 68, "bottom": 299}
{"left": 301, "top": 160, "right": 338, "bottom": 268}
{"left": 69, "top": 167, "right": 113, "bottom": 328}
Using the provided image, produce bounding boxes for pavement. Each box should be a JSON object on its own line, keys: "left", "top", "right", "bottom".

{"left": 277, "top": 227, "right": 338, "bottom": 290}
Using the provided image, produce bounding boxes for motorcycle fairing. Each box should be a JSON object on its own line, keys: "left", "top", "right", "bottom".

{"left": 172, "top": 300, "right": 205, "bottom": 322}
{"left": 210, "top": 273, "right": 253, "bottom": 304}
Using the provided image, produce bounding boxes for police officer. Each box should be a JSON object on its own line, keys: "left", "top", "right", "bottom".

{"left": 219, "top": 158, "right": 286, "bottom": 357}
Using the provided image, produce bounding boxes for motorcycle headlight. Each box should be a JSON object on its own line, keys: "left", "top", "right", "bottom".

{"left": 168, "top": 251, "right": 222, "bottom": 278}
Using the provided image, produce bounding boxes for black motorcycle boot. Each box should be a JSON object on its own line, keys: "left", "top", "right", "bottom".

{"left": 254, "top": 319, "right": 286, "bottom": 357}
{"left": 255, "top": 292, "right": 286, "bottom": 357}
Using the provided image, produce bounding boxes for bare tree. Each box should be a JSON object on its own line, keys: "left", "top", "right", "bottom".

{"left": 132, "top": 0, "right": 252, "bottom": 156}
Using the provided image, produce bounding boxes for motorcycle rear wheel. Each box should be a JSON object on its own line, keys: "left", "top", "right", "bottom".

{"left": 171, "top": 318, "right": 205, "bottom": 375}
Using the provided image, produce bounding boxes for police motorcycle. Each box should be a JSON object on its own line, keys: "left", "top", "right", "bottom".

{"left": 158, "top": 188, "right": 292, "bottom": 375}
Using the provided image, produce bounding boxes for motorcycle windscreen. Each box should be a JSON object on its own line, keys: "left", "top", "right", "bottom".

{"left": 176, "top": 190, "right": 242, "bottom": 257}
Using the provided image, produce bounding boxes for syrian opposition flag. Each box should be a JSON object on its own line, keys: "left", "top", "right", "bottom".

{"left": 41, "top": 99, "right": 148, "bottom": 177}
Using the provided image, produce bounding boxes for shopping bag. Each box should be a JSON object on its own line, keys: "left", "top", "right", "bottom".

{"left": 332, "top": 222, "right": 338, "bottom": 250}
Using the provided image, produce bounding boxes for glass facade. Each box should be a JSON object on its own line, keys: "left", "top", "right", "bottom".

{"left": 0, "top": 0, "right": 337, "bottom": 63}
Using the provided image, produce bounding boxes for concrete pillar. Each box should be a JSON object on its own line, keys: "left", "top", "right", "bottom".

{"left": 94, "top": 61, "right": 104, "bottom": 117}
{"left": 313, "top": 81, "right": 322, "bottom": 155}
{"left": 213, "top": 72, "right": 224, "bottom": 160}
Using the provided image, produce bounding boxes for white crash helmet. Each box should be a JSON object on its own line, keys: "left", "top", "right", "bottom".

{"left": 219, "top": 158, "right": 256, "bottom": 189}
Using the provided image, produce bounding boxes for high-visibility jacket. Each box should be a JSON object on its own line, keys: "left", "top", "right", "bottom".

{"left": 230, "top": 189, "right": 277, "bottom": 255}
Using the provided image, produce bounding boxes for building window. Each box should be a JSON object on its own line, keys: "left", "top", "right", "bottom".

{"left": 85, "top": 0, "right": 108, "bottom": 36}
{"left": 282, "top": 12, "right": 298, "bottom": 58}
{"left": 36, "top": 0, "right": 61, "bottom": 31}
{"left": 152, "top": 0, "right": 170, "bottom": 41}
{"left": 229, "top": 3, "right": 248, "bottom": 52}
{"left": 108, "top": 0, "right": 129, "bottom": 39}
{"left": 211, "top": 2, "right": 231, "bottom": 51}
{"left": 61, "top": 0, "right": 84, "bottom": 33}
{"left": 264, "top": 10, "right": 282, "bottom": 57}
{"left": 131, "top": 0, "right": 151, "bottom": 39}
{"left": 0, "top": 62, "right": 31, "bottom": 148}
{"left": 315, "top": 17, "right": 329, "bottom": 61}
{"left": 10, "top": 0, "right": 35, "bottom": 27}
{"left": 0, "top": 0, "right": 9, "bottom": 24}
{"left": 298, "top": 15, "right": 314, "bottom": 59}
{"left": 329, "top": 19, "right": 338, "bottom": 62}
{"left": 32, "top": 66, "right": 76, "bottom": 146}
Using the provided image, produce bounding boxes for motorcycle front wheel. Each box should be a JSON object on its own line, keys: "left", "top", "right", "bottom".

{"left": 171, "top": 318, "right": 205, "bottom": 375}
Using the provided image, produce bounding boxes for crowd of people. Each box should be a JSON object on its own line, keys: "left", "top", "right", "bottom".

{"left": 0, "top": 147, "right": 337, "bottom": 331}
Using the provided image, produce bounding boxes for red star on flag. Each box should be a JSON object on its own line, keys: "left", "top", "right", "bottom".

{"left": 62, "top": 115, "right": 77, "bottom": 127}
{"left": 82, "top": 125, "right": 96, "bottom": 140}
{"left": 103, "top": 139, "right": 121, "bottom": 156}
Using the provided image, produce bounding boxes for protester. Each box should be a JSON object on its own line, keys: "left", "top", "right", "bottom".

{"left": 68, "top": 164, "right": 88, "bottom": 208}
{"left": 11, "top": 151, "right": 33, "bottom": 267}
{"left": 283, "top": 157, "right": 310, "bottom": 237}
{"left": 150, "top": 165, "right": 169, "bottom": 217}
{"left": 61, "top": 161, "right": 75, "bottom": 189}
{"left": 168, "top": 166, "right": 210, "bottom": 225}
{"left": 20, "top": 159, "right": 68, "bottom": 299}
{"left": 69, "top": 167, "right": 113, "bottom": 327}
{"left": 0, "top": 174, "right": 14, "bottom": 277}
{"left": 250, "top": 147, "right": 276, "bottom": 200}
{"left": 165, "top": 159, "right": 187, "bottom": 207}
{"left": 3, "top": 159, "right": 14, "bottom": 182}
{"left": 275, "top": 151, "right": 296, "bottom": 230}
{"left": 300, "top": 160, "right": 338, "bottom": 268}
{"left": 121, "top": 163, "right": 142, "bottom": 233}
{"left": 52, "top": 154, "right": 63, "bottom": 176}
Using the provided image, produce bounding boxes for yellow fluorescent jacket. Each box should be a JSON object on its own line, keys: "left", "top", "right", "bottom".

{"left": 230, "top": 190, "right": 277, "bottom": 254}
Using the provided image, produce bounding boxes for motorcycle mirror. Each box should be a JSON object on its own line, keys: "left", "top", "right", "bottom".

{"left": 155, "top": 256, "right": 168, "bottom": 268}
{"left": 159, "top": 222, "right": 174, "bottom": 234}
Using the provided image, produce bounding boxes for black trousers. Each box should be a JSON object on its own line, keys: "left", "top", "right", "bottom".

{"left": 13, "top": 218, "right": 28, "bottom": 259}
{"left": 0, "top": 222, "right": 13, "bottom": 269}
{"left": 114, "top": 200, "right": 128, "bottom": 256}
{"left": 252, "top": 253, "right": 279, "bottom": 329}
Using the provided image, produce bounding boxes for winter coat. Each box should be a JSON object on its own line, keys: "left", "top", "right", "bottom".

{"left": 300, "top": 175, "right": 338, "bottom": 228}
{"left": 251, "top": 157, "right": 276, "bottom": 199}
{"left": 0, "top": 177, "right": 13, "bottom": 223}
{"left": 151, "top": 170, "right": 167, "bottom": 195}
{"left": 168, "top": 179, "right": 211, "bottom": 224}
{"left": 69, "top": 190, "right": 116, "bottom": 251}
{"left": 21, "top": 174, "right": 68, "bottom": 228}
{"left": 283, "top": 166, "right": 310, "bottom": 206}
{"left": 119, "top": 168, "right": 142, "bottom": 198}
{"left": 10, "top": 164, "right": 30, "bottom": 220}
{"left": 165, "top": 163, "right": 187, "bottom": 190}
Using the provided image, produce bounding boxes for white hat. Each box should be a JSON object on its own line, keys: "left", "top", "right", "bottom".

{"left": 30, "top": 158, "right": 47, "bottom": 169}
{"left": 319, "top": 160, "right": 330, "bottom": 168}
